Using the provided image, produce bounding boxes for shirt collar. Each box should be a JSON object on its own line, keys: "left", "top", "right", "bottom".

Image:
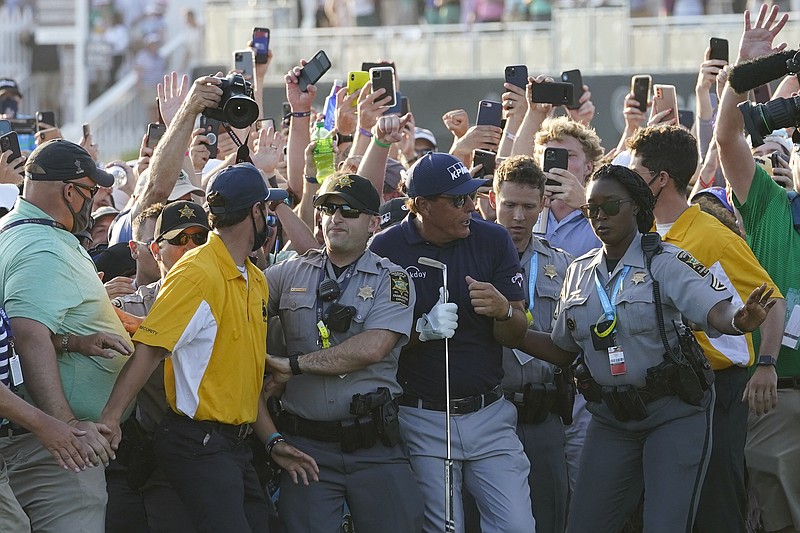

{"left": 585, "top": 232, "right": 646, "bottom": 275}
{"left": 662, "top": 204, "right": 699, "bottom": 242}
{"left": 305, "top": 248, "right": 379, "bottom": 275}
{"left": 207, "top": 232, "right": 249, "bottom": 281}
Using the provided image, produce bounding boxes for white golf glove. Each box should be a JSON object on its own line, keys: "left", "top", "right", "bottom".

{"left": 416, "top": 301, "right": 458, "bottom": 342}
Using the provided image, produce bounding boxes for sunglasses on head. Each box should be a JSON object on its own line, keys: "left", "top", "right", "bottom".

{"left": 579, "top": 199, "right": 634, "bottom": 219}
{"left": 435, "top": 191, "right": 477, "bottom": 209}
{"left": 317, "top": 203, "right": 365, "bottom": 219}
{"left": 64, "top": 180, "right": 99, "bottom": 199}
{"left": 163, "top": 230, "right": 208, "bottom": 246}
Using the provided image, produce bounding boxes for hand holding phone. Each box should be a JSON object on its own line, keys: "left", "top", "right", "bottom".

{"left": 560, "top": 70, "right": 584, "bottom": 110}
{"left": 543, "top": 147, "right": 568, "bottom": 186}
{"left": 530, "top": 82, "right": 573, "bottom": 106}
{"left": 0, "top": 132, "right": 22, "bottom": 165}
{"left": 505, "top": 65, "right": 528, "bottom": 89}
{"left": 709, "top": 38, "right": 729, "bottom": 63}
{"left": 370, "top": 67, "right": 397, "bottom": 108}
{"left": 233, "top": 50, "right": 255, "bottom": 81}
{"left": 652, "top": 84, "right": 679, "bottom": 124}
{"left": 146, "top": 123, "right": 167, "bottom": 150}
{"left": 476, "top": 100, "right": 503, "bottom": 128}
{"left": 631, "top": 75, "right": 651, "bottom": 113}
{"left": 298, "top": 50, "right": 332, "bottom": 92}
{"left": 199, "top": 116, "right": 220, "bottom": 159}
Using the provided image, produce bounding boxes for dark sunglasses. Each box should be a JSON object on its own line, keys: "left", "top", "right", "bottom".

{"left": 580, "top": 199, "right": 634, "bottom": 219}
{"left": 317, "top": 203, "right": 364, "bottom": 219}
{"left": 163, "top": 231, "right": 208, "bottom": 246}
{"left": 64, "top": 181, "right": 99, "bottom": 199}
{"left": 435, "top": 191, "right": 477, "bottom": 209}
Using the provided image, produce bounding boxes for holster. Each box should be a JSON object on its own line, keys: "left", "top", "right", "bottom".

{"left": 678, "top": 327, "right": 715, "bottom": 391}
{"left": 554, "top": 366, "right": 576, "bottom": 426}
{"left": 517, "top": 383, "right": 557, "bottom": 425}
{"left": 602, "top": 385, "right": 648, "bottom": 422}
{"left": 574, "top": 360, "right": 602, "bottom": 403}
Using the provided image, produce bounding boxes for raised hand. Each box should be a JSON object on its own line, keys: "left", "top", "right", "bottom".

{"left": 738, "top": 4, "right": 788, "bottom": 62}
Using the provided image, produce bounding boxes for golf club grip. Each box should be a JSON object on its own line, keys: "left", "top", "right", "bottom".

{"left": 445, "top": 459, "right": 455, "bottom": 532}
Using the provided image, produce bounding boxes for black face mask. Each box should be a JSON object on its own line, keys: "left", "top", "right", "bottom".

{"left": 65, "top": 186, "right": 93, "bottom": 234}
{"left": 251, "top": 204, "right": 271, "bottom": 252}
{"left": 0, "top": 97, "right": 18, "bottom": 117}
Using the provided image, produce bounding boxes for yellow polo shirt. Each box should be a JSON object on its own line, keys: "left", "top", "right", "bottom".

{"left": 133, "top": 232, "right": 268, "bottom": 424}
{"left": 662, "top": 205, "right": 782, "bottom": 370}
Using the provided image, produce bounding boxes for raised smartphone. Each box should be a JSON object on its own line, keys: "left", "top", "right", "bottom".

{"left": 298, "top": 50, "right": 332, "bottom": 92}
{"left": 543, "top": 147, "right": 568, "bottom": 186}
{"left": 370, "top": 67, "right": 397, "bottom": 107}
{"left": 0, "top": 132, "right": 22, "bottom": 162}
{"left": 233, "top": 50, "right": 255, "bottom": 81}
{"left": 199, "top": 115, "right": 220, "bottom": 159}
{"left": 530, "top": 82, "right": 573, "bottom": 106}
{"left": 652, "top": 84, "right": 679, "bottom": 121}
{"left": 252, "top": 27, "right": 270, "bottom": 64}
{"left": 631, "top": 75, "right": 652, "bottom": 113}
{"left": 476, "top": 100, "right": 503, "bottom": 128}
{"left": 36, "top": 111, "right": 56, "bottom": 130}
{"left": 560, "top": 69, "right": 584, "bottom": 110}
{"left": 709, "top": 37, "right": 729, "bottom": 62}
{"left": 473, "top": 149, "right": 496, "bottom": 178}
{"left": 146, "top": 122, "right": 167, "bottom": 150}
{"left": 505, "top": 65, "right": 528, "bottom": 89}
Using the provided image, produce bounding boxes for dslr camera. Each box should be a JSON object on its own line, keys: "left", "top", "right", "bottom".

{"left": 202, "top": 73, "right": 259, "bottom": 129}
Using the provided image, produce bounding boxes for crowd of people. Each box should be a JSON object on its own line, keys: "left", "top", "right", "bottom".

{"left": 0, "top": 2, "right": 798, "bottom": 533}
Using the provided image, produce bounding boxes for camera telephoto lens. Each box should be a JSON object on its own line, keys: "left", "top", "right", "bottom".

{"left": 738, "top": 95, "right": 800, "bottom": 146}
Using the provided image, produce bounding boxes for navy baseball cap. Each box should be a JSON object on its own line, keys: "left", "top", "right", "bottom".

{"left": 405, "top": 152, "right": 487, "bottom": 198}
{"left": 25, "top": 139, "right": 114, "bottom": 187}
{"left": 205, "top": 163, "right": 288, "bottom": 214}
{"left": 691, "top": 186, "right": 734, "bottom": 214}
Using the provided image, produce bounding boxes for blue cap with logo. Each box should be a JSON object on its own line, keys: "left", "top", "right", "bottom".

{"left": 205, "top": 163, "right": 288, "bottom": 214}
{"left": 405, "top": 152, "right": 487, "bottom": 198}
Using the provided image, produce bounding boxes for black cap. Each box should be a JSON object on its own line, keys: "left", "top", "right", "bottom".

{"left": 205, "top": 163, "right": 288, "bottom": 214}
{"left": 313, "top": 174, "right": 380, "bottom": 215}
{"left": 154, "top": 201, "right": 210, "bottom": 242}
{"left": 379, "top": 197, "right": 409, "bottom": 230}
{"left": 92, "top": 242, "right": 136, "bottom": 280}
{"left": 0, "top": 78, "right": 21, "bottom": 97}
{"left": 25, "top": 139, "right": 114, "bottom": 187}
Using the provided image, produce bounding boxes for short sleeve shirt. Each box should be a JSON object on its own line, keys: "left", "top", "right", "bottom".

{"left": 370, "top": 214, "right": 524, "bottom": 400}
{"left": 133, "top": 232, "right": 268, "bottom": 425}
{"left": 551, "top": 233, "right": 732, "bottom": 388}
{"left": 502, "top": 237, "right": 574, "bottom": 392}
{"left": 0, "top": 199, "right": 133, "bottom": 421}
{"left": 265, "top": 249, "right": 415, "bottom": 421}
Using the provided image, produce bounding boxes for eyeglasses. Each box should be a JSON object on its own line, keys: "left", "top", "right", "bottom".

{"left": 162, "top": 231, "right": 208, "bottom": 246}
{"left": 579, "top": 199, "right": 634, "bottom": 219}
{"left": 64, "top": 181, "right": 99, "bottom": 199}
{"left": 317, "top": 203, "right": 365, "bottom": 219}
{"left": 434, "top": 191, "right": 478, "bottom": 209}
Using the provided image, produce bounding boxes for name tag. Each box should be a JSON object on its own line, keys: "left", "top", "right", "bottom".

{"left": 783, "top": 305, "right": 800, "bottom": 349}
{"left": 9, "top": 350, "right": 23, "bottom": 386}
{"left": 608, "top": 346, "right": 626, "bottom": 376}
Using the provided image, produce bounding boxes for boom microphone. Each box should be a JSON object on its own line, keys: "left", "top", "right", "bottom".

{"left": 728, "top": 50, "right": 797, "bottom": 94}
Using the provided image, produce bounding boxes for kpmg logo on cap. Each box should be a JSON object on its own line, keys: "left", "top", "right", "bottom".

{"left": 447, "top": 162, "right": 469, "bottom": 181}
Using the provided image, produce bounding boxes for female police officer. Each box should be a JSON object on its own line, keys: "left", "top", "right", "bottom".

{"left": 520, "top": 164, "right": 776, "bottom": 533}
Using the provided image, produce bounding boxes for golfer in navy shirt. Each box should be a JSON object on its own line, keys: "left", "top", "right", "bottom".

{"left": 370, "top": 153, "right": 535, "bottom": 533}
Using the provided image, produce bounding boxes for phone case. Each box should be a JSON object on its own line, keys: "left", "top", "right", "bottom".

{"left": 147, "top": 123, "right": 167, "bottom": 149}
{"left": 543, "top": 147, "right": 568, "bottom": 173}
{"left": 678, "top": 110, "right": 694, "bottom": 130}
{"left": 347, "top": 71, "right": 369, "bottom": 107}
{"left": 473, "top": 149, "right": 496, "bottom": 177}
{"left": 298, "top": 50, "right": 332, "bottom": 92}
{"left": 652, "top": 84, "right": 679, "bottom": 121}
{"left": 476, "top": 100, "right": 502, "bottom": 128}
{"left": 36, "top": 111, "right": 56, "bottom": 129}
{"left": 0, "top": 120, "right": 12, "bottom": 136}
{"left": 505, "top": 65, "right": 528, "bottom": 89}
{"left": 631, "top": 75, "right": 651, "bottom": 113}
{"left": 199, "top": 116, "right": 219, "bottom": 159}
{"left": 253, "top": 28, "right": 270, "bottom": 64}
{"left": 0, "top": 132, "right": 21, "bottom": 161}
{"left": 561, "top": 70, "right": 584, "bottom": 110}
{"left": 530, "top": 82, "right": 573, "bottom": 106}
{"left": 233, "top": 50, "right": 255, "bottom": 81}
{"left": 709, "top": 38, "right": 729, "bottom": 62}
{"left": 370, "top": 67, "right": 396, "bottom": 107}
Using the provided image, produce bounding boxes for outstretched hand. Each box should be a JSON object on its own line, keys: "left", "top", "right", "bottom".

{"left": 733, "top": 283, "right": 776, "bottom": 332}
{"left": 738, "top": 4, "right": 788, "bottom": 62}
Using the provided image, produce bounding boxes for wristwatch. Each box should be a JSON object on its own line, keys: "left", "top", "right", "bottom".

{"left": 756, "top": 355, "right": 777, "bottom": 367}
{"left": 289, "top": 355, "right": 302, "bottom": 375}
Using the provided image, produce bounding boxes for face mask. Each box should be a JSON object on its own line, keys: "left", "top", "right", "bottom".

{"left": 251, "top": 204, "right": 271, "bottom": 252}
{"left": 65, "top": 186, "right": 93, "bottom": 234}
{"left": 0, "top": 98, "right": 18, "bottom": 117}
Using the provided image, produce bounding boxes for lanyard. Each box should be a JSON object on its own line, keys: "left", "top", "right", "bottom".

{"left": 593, "top": 266, "right": 629, "bottom": 336}
{"left": 0, "top": 218, "right": 68, "bottom": 234}
{"left": 0, "top": 307, "right": 14, "bottom": 349}
{"left": 527, "top": 253, "right": 538, "bottom": 312}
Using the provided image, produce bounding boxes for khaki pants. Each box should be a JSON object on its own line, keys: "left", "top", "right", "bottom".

{"left": 0, "top": 433, "right": 107, "bottom": 533}
{"left": 0, "top": 454, "right": 29, "bottom": 532}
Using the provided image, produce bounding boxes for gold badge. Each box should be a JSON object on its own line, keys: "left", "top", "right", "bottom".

{"left": 336, "top": 175, "right": 354, "bottom": 189}
{"left": 357, "top": 285, "right": 374, "bottom": 300}
{"left": 178, "top": 205, "right": 196, "bottom": 219}
{"left": 631, "top": 272, "right": 646, "bottom": 284}
{"left": 543, "top": 264, "right": 558, "bottom": 280}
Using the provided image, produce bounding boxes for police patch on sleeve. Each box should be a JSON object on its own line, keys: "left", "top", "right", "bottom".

{"left": 676, "top": 250, "right": 709, "bottom": 277}
{"left": 389, "top": 271, "right": 410, "bottom": 306}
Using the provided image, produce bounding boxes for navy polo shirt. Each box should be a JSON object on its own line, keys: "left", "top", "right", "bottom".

{"left": 370, "top": 214, "right": 524, "bottom": 401}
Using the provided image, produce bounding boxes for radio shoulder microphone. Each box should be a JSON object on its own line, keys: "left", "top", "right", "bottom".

{"left": 728, "top": 50, "right": 796, "bottom": 94}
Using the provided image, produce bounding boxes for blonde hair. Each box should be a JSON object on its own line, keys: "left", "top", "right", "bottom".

{"left": 534, "top": 116, "right": 604, "bottom": 168}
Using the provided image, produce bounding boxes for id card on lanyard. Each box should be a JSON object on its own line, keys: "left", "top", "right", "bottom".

{"left": 593, "top": 267, "right": 629, "bottom": 376}
{"left": 0, "top": 308, "right": 22, "bottom": 386}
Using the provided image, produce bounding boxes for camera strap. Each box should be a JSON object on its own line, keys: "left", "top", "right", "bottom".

{"left": 220, "top": 122, "right": 251, "bottom": 164}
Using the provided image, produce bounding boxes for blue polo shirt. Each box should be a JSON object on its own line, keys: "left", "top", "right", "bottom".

{"left": 545, "top": 208, "right": 600, "bottom": 258}
{"left": 370, "top": 214, "right": 524, "bottom": 401}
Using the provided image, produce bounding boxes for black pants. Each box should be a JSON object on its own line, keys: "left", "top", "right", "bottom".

{"left": 694, "top": 365, "right": 749, "bottom": 533}
{"left": 153, "top": 414, "right": 269, "bottom": 533}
